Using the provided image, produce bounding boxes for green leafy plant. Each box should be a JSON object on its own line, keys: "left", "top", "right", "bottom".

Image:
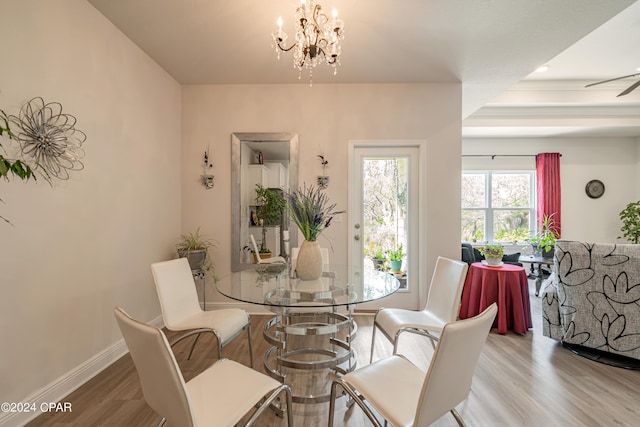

{"left": 285, "top": 183, "right": 345, "bottom": 242}
{"left": 478, "top": 244, "right": 504, "bottom": 259}
{"left": 255, "top": 184, "right": 286, "bottom": 253}
{"left": 1, "top": 108, "right": 36, "bottom": 224}
{"left": 176, "top": 228, "right": 215, "bottom": 251}
{"left": 528, "top": 213, "right": 558, "bottom": 253}
{"left": 618, "top": 201, "right": 640, "bottom": 244}
{"left": 388, "top": 244, "right": 405, "bottom": 262}
{"left": 176, "top": 227, "right": 217, "bottom": 272}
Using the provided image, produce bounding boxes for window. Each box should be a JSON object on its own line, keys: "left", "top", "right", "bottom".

{"left": 462, "top": 171, "right": 535, "bottom": 243}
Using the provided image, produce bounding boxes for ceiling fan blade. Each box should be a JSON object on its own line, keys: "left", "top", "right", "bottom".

{"left": 585, "top": 72, "right": 640, "bottom": 88}
{"left": 617, "top": 79, "right": 640, "bottom": 97}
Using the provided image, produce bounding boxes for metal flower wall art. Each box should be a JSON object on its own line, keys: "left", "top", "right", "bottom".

{"left": 9, "top": 97, "right": 86, "bottom": 181}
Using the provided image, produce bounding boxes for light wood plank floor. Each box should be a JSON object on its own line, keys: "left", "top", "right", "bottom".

{"left": 28, "top": 281, "right": 640, "bottom": 427}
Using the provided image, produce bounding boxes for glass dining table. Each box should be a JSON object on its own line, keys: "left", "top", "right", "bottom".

{"left": 215, "top": 264, "right": 400, "bottom": 407}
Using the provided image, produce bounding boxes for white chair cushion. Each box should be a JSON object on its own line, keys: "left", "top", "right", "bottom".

{"left": 343, "top": 355, "right": 424, "bottom": 427}
{"left": 169, "top": 308, "right": 249, "bottom": 342}
{"left": 187, "top": 359, "right": 282, "bottom": 427}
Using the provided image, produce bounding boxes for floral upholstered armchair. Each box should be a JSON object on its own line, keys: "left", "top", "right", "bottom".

{"left": 542, "top": 240, "right": 640, "bottom": 362}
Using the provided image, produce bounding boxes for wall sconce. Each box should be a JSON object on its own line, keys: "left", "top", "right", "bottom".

{"left": 201, "top": 148, "right": 214, "bottom": 189}
{"left": 317, "top": 154, "right": 329, "bottom": 189}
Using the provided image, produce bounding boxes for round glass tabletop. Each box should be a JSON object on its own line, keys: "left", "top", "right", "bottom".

{"left": 215, "top": 264, "right": 400, "bottom": 308}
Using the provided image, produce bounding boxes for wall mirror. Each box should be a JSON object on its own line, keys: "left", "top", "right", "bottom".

{"left": 231, "top": 132, "right": 298, "bottom": 271}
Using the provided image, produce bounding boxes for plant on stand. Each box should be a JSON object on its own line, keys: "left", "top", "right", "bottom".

{"left": 286, "top": 184, "right": 345, "bottom": 280}
{"left": 255, "top": 184, "right": 286, "bottom": 258}
{"left": 527, "top": 213, "right": 558, "bottom": 257}
{"left": 176, "top": 227, "right": 217, "bottom": 273}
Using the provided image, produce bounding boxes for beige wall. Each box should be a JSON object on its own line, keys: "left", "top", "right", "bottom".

{"left": 462, "top": 137, "right": 639, "bottom": 243}
{"left": 0, "top": 0, "right": 181, "bottom": 408}
{"left": 181, "top": 83, "right": 463, "bottom": 306}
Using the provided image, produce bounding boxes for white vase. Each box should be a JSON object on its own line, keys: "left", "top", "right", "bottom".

{"left": 296, "top": 240, "right": 323, "bottom": 280}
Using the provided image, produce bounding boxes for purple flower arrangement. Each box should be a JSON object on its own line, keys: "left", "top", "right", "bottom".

{"left": 286, "top": 184, "right": 345, "bottom": 242}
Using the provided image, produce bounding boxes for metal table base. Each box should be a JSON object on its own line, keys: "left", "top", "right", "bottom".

{"left": 262, "top": 306, "right": 357, "bottom": 408}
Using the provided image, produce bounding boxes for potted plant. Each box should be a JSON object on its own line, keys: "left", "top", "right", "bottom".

{"left": 388, "top": 244, "right": 405, "bottom": 273}
{"left": 528, "top": 213, "right": 558, "bottom": 258}
{"left": 371, "top": 247, "right": 386, "bottom": 271}
{"left": 176, "top": 227, "right": 216, "bottom": 272}
{"left": 618, "top": 201, "right": 640, "bottom": 243}
{"left": 243, "top": 238, "right": 272, "bottom": 262}
{"left": 285, "top": 183, "right": 345, "bottom": 280}
{"left": 478, "top": 244, "right": 504, "bottom": 266}
{"left": 254, "top": 184, "right": 287, "bottom": 257}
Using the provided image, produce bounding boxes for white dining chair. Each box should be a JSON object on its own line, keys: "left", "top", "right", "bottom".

{"left": 329, "top": 303, "right": 497, "bottom": 427}
{"left": 370, "top": 256, "right": 468, "bottom": 363}
{"left": 151, "top": 258, "right": 254, "bottom": 367}
{"left": 114, "top": 307, "right": 293, "bottom": 427}
{"left": 250, "top": 234, "right": 287, "bottom": 264}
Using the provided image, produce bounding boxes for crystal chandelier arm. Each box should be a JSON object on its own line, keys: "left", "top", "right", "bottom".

{"left": 274, "top": 37, "right": 298, "bottom": 53}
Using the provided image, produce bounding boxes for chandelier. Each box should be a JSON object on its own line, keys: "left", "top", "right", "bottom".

{"left": 272, "top": 0, "right": 344, "bottom": 85}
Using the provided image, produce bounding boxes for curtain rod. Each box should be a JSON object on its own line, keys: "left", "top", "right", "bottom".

{"left": 462, "top": 154, "right": 562, "bottom": 159}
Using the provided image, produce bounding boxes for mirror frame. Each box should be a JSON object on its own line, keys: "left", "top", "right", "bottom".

{"left": 231, "top": 132, "right": 299, "bottom": 271}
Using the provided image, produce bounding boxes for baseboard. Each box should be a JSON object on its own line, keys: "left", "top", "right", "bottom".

{"left": 0, "top": 315, "right": 163, "bottom": 427}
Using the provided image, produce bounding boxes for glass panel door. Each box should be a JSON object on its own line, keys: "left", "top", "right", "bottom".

{"left": 350, "top": 144, "right": 420, "bottom": 310}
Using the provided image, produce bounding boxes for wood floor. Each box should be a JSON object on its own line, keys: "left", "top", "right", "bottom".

{"left": 28, "top": 281, "right": 640, "bottom": 427}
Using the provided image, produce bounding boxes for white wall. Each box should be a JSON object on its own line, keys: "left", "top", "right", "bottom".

{"left": 181, "top": 83, "right": 463, "bottom": 307}
{"left": 462, "top": 137, "right": 639, "bottom": 243}
{"left": 0, "top": 0, "right": 181, "bottom": 413}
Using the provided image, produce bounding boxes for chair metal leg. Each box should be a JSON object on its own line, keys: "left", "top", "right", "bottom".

{"left": 451, "top": 408, "right": 467, "bottom": 427}
{"left": 370, "top": 314, "right": 379, "bottom": 364}
{"left": 186, "top": 332, "right": 203, "bottom": 360}
{"left": 246, "top": 384, "right": 293, "bottom": 427}
{"left": 214, "top": 330, "right": 223, "bottom": 360}
{"left": 169, "top": 328, "right": 212, "bottom": 359}
{"left": 328, "top": 381, "right": 338, "bottom": 427}
{"left": 392, "top": 333, "right": 400, "bottom": 355}
{"left": 247, "top": 322, "right": 254, "bottom": 368}
{"left": 155, "top": 418, "right": 166, "bottom": 427}
{"left": 329, "top": 379, "right": 384, "bottom": 427}
{"left": 393, "top": 327, "right": 439, "bottom": 355}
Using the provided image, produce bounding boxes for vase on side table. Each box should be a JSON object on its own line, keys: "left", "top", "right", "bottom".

{"left": 296, "top": 240, "right": 323, "bottom": 280}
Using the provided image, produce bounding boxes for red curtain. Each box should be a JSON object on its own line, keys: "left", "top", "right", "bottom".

{"left": 535, "top": 153, "right": 561, "bottom": 237}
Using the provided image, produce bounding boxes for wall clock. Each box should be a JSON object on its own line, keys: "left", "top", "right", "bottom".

{"left": 585, "top": 179, "right": 605, "bottom": 199}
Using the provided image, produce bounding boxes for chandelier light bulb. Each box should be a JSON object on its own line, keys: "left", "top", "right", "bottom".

{"left": 332, "top": 8, "right": 338, "bottom": 18}
{"left": 277, "top": 16, "right": 283, "bottom": 29}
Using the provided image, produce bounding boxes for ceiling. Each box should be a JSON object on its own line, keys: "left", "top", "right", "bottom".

{"left": 88, "top": 0, "right": 640, "bottom": 137}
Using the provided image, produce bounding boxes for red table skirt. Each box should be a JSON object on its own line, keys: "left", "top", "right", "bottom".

{"left": 459, "top": 262, "right": 532, "bottom": 334}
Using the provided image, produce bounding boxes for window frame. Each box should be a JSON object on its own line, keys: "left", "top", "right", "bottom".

{"left": 462, "top": 170, "right": 536, "bottom": 244}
